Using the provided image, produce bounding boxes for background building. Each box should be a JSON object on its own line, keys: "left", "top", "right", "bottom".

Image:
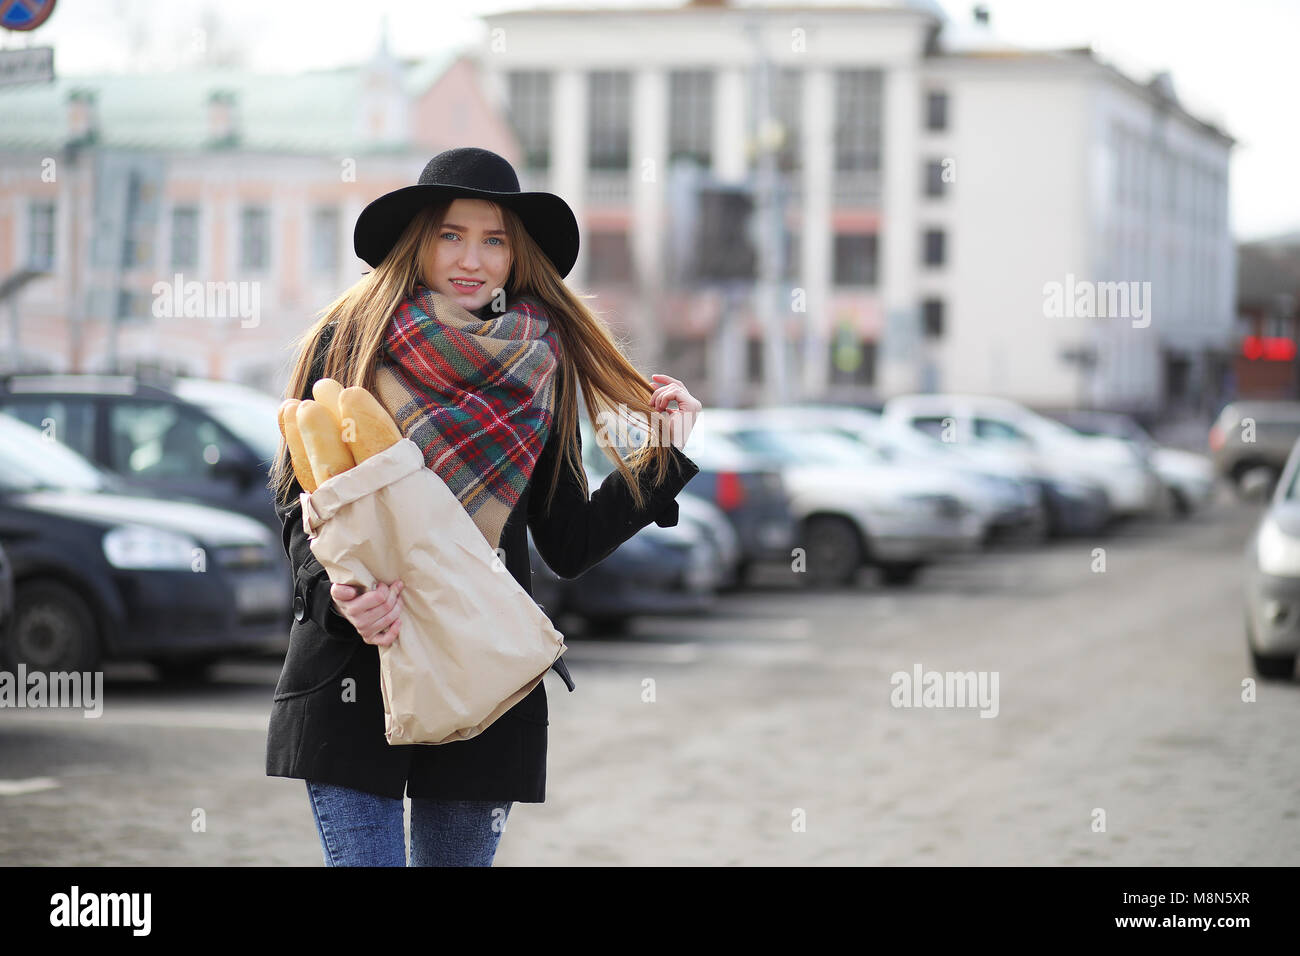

{"left": 0, "top": 40, "right": 518, "bottom": 393}
{"left": 0, "top": 0, "right": 1236, "bottom": 417}
{"left": 478, "top": 0, "right": 1235, "bottom": 413}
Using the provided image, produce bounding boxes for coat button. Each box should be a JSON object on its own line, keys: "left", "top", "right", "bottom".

{"left": 292, "top": 593, "right": 306, "bottom": 622}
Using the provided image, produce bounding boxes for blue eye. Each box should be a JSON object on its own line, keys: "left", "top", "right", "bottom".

{"left": 486, "top": 237, "right": 504, "bottom": 246}
{"left": 441, "top": 232, "right": 458, "bottom": 241}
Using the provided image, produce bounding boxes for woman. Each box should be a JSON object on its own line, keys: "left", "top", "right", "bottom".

{"left": 265, "top": 147, "right": 703, "bottom": 866}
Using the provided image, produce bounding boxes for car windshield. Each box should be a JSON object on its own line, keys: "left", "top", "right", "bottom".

{"left": 184, "top": 393, "right": 282, "bottom": 462}
{"left": 728, "top": 427, "right": 870, "bottom": 466}
{"left": 0, "top": 417, "right": 107, "bottom": 493}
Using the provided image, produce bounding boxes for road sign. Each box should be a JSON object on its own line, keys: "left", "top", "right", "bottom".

{"left": 0, "top": 45, "right": 52, "bottom": 85}
{"left": 1, "top": 0, "right": 57, "bottom": 32}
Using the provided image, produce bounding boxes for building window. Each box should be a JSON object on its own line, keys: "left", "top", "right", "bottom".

{"left": 171, "top": 206, "right": 199, "bottom": 269}
{"left": 27, "top": 201, "right": 56, "bottom": 270}
{"left": 746, "top": 337, "right": 763, "bottom": 382}
{"left": 771, "top": 68, "right": 803, "bottom": 173}
{"left": 924, "top": 159, "right": 947, "bottom": 198}
{"left": 925, "top": 90, "right": 948, "bottom": 131}
{"left": 922, "top": 228, "right": 945, "bottom": 268}
{"left": 588, "top": 71, "right": 631, "bottom": 171}
{"left": 782, "top": 229, "right": 801, "bottom": 282}
{"left": 240, "top": 206, "right": 269, "bottom": 271}
{"left": 668, "top": 70, "right": 713, "bottom": 168}
{"left": 833, "top": 69, "right": 882, "bottom": 173}
{"left": 922, "top": 298, "right": 944, "bottom": 338}
{"left": 508, "top": 71, "right": 551, "bottom": 171}
{"left": 833, "top": 233, "right": 878, "bottom": 286}
{"left": 310, "top": 207, "right": 340, "bottom": 274}
{"left": 587, "top": 230, "right": 633, "bottom": 285}
{"left": 829, "top": 335, "right": 876, "bottom": 386}
{"left": 121, "top": 170, "right": 158, "bottom": 269}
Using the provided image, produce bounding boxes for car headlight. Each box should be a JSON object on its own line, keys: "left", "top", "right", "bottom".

{"left": 103, "top": 525, "right": 201, "bottom": 570}
{"left": 1256, "top": 517, "right": 1300, "bottom": 577}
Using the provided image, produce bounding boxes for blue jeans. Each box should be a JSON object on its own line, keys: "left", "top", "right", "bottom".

{"left": 306, "top": 780, "right": 512, "bottom": 866}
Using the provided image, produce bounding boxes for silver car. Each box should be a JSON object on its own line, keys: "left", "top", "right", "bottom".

{"left": 1243, "top": 436, "right": 1300, "bottom": 679}
{"left": 691, "top": 411, "right": 985, "bottom": 587}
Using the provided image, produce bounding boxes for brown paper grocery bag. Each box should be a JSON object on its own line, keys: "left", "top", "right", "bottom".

{"left": 300, "top": 437, "right": 567, "bottom": 745}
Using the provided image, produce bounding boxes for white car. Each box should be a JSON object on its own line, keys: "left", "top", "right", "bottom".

{"left": 691, "top": 410, "right": 986, "bottom": 587}
{"left": 761, "top": 405, "right": 1048, "bottom": 543}
{"left": 882, "top": 394, "right": 1164, "bottom": 517}
{"left": 1051, "top": 410, "right": 1216, "bottom": 516}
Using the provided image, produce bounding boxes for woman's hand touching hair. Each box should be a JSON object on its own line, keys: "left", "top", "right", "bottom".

{"left": 648, "top": 373, "right": 702, "bottom": 450}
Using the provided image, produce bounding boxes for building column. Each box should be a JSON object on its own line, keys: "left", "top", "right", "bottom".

{"left": 878, "top": 62, "right": 921, "bottom": 396}
{"left": 632, "top": 67, "right": 669, "bottom": 368}
{"left": 713, "top": 67, "right": 748, "bottom": 183}
{"left": 552, "top": 68, "right": 587, "bottom": 287}
{"left": 801, "top": 67, "right": 833, "bottom": 398}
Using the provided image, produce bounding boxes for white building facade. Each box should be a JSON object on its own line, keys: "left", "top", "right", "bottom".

{"left": 477, "top": 0, "right": 1235, "bottom": 414}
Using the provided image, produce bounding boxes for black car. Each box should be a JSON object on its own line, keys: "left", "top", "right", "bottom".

{"left": 582, "top": 416, "right": 793, "bottom": 587}
{"left": 0, "top": 373, "right": 282, "bottom": 534}
{"left": 0, "top": 540, "right": 13, "bottom": 644}
{"left": 0, "top": 413, "right": 288, "bottom": 680}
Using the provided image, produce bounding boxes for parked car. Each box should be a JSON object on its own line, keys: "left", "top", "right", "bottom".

{"left": 758, "top": 404, "right": 1048, "bottom": 544}
{"left": 0, "top": 372, "right": 283, "bottom": 534}
{"left": 0, "top": 413, "right": 289, "bottom": 680}
{"left": 1210, "top": 400, "right": 1300, "bottom": 498}
{"left": 1242, "top": 435, "right": 1300, "bottom": 679}
{"left": 582, "top": 414, "right": 794, "bottom": 585}
{"left": 1052, "top": 410, "right": 1217, "bottom": 516}
{"left": 883, "top": 393, "right": 1156, "bottom": 524}
{"left": 0, "top": 540, "right": 12, "bottom": 645}
{"left": 525, "top": 478, "right": 722, "bottom": 634}
{"left": 692, "top": 410, "right": 985, "bottom": 587}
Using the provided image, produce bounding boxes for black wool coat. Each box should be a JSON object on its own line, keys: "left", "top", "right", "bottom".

{"left": 264, "top": 335, "right": 701, "bottom": 802}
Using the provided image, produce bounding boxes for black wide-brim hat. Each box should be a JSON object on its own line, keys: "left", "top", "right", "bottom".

{"left": 353, "top": 147, "right": 580, "bottom": 278}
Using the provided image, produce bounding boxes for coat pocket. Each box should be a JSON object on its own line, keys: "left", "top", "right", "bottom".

{"left": 272, "top": 619, "right": 360, "bottom": 701}
{"left": 501, "top": 682, "right": 549, "bottom": 725}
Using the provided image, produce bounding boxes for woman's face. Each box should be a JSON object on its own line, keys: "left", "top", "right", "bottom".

{"left": 421, "top": 199, "right": 512, "bottom": 312}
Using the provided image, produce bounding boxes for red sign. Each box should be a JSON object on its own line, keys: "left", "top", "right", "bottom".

{"left": 1241, "top": 336, "right": 1297, "bottom": 361}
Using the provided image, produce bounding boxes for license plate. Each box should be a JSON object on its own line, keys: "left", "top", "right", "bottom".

{"left": 235, "top": 576, "right": 287, "bottom": 616}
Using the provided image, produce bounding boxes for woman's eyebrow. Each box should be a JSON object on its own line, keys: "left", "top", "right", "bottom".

{"left": 439, "top": 222, "right": 507, "bottom": 236}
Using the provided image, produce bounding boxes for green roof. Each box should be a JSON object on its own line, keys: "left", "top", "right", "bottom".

{"left": 0, "top": 50, "right": 459, "bottom": 154}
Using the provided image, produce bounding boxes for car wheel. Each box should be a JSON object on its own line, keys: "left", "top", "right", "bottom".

{"left": 801, "top": 516, "right": 863, "bottom": 588}
{"left": 151, "top": 656, "right": 221, "bottom": 684}
{"left": 1234, "top": 464, "right": 1279, "bottom": 501}
{"left": 1246, "top": 614, "right": 1295, "bottom": 679}
{"left": 878, "top": 561, "right": 924, "bottom": 587}
{"left": 1167, "top": 486, "right": 1192, "bottom": 518}
{"left": 1250, "top": 648, "right": 1295, "bottom": 680}
{"left": 4, "top": 578, "right": 100, "bottom": 673}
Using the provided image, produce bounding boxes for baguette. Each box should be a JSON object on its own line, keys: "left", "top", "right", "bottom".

{"left": 339, "top": 386, "right": 403, "bottom": 463}
{"left": 297, "top": 399, "right": 356, "bottom": 484}
{"left": 279, "top": 399, "right": 318, "bottom": 493}
{"left": 311, "top": 378, "right": 345, "bottom": 428}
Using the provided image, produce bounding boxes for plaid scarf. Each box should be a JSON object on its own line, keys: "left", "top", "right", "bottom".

{"left": 373, "top": 286, "right": 561, "bottom": 552}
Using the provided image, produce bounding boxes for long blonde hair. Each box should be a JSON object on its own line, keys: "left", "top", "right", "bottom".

{"left": 269, "top": 200, "right": 679, "bottom": 517}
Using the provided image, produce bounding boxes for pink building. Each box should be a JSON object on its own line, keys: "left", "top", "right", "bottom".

{"left": 0, "top": 42, "right": 520, "bottom": 395}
